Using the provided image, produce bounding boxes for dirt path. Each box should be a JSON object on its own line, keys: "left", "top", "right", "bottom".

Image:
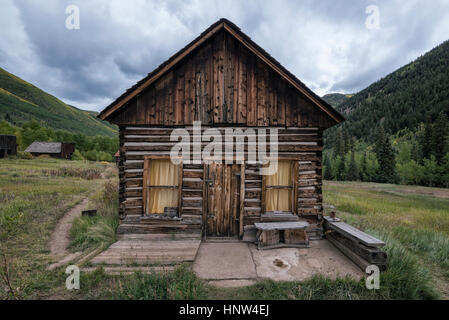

{"left": 48, "top": 198, "right": 88, "bottom": 257}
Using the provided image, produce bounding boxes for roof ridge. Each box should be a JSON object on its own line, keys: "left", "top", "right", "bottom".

{"left": 98, "top": 18, "right": 344, "bottom": 123}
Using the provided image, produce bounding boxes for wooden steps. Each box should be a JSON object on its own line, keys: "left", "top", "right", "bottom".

{"left": 119, "top": 232, "right": 201, "bottom": 241}
{"left": 90, "top": 238, "right": 201, "bottom": 265}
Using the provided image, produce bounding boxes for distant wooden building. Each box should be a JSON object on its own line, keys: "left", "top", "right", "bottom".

{"left": 25, "top": 142, "right": 75, "bottom": 159}
{"left": 98, "top": 19, "right": 344, "bottom": 238}
{"left": 0, "top": 135, "right": 17, "bottom": 158}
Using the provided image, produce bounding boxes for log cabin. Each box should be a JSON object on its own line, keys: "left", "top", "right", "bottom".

{"left": 24, "top": 141, "right": 75, "bottom": 159}
{"left": 98, "top": 19, "right": 344, "bottom": 241}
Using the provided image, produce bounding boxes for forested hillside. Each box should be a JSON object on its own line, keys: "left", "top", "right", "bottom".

{"left": 322, "top": 40, "right": 449, "bottom": 188}
{"left": 0, "top": 67, "right": 118, "bottom": 161}
{"left": 0, "top": 67, "right": 117, "bottom": 137}
{"left": 325, "top": 39, "right": 449, "bottom": 145}
{"left": 321, "top": 93, "right": 351, "bottom": 109}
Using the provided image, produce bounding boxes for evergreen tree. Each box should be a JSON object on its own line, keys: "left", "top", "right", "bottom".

{"left": 360, "top": 152, "right": 368, "bottom": 181}
{"left": 343, "top": 127, "right": 351, "bottom": 154}
{"left": 334, "top": 127, "right": 345, "bottom": 159}
{"left": 336, "top": 156, "right": 346, "bottom": 181}
{"left": 420, "top": 121, "right": 433, "bottom": 161}
{"left": 431, "top": 112, "right": 448, "bottom": 164}
{"left": 346, "top": 151, "right": 359, "bottom": 181}
{"left": 374, "top": 126, "right": 397, "bottom": 183}
{"left": 410, "top": 141, "right": 421, "bottom": 163}
{"left": 323, "top": 154, "right": 333, "bottom": 180}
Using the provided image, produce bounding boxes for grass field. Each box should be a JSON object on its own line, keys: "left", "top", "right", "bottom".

{"left": 1, "top": 158, "right": 448, "bottom": 299}
{"left": 323, "top": 181, "right": 449, "bottom": 298}
{"left": 0, "top": 158, "right": 113, "bottom": 299}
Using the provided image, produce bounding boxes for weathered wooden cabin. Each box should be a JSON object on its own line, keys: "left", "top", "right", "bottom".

{"left": 98, "top": 19, "right": 344, "bottom": 239}
{"left": 0, "top": 135, "right": 17, "bottom": 158}
{"left": 24, "top": 141, "right": 75, "bottom": 159}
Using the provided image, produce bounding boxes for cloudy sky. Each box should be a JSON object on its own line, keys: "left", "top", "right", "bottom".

{"left": 1, "top": 0, "right": 448, "bottom": 112}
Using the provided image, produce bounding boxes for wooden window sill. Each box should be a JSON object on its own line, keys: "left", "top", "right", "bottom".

{"left": 140, "top": 215, "right": 182, "bottom": 221}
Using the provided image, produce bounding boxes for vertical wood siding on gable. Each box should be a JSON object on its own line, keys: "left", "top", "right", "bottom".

{"left": 109, "top": 31, "right": 335, "bottom": 128}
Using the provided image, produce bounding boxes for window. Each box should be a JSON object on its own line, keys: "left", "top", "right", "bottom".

{"left": 263, "top": 160, "right": 297, "bottom": 213}
{"left": 143, "top": 157, "right": 182, "bottom": 215}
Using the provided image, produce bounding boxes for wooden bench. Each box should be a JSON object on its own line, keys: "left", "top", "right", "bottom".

{"left": 323, "top": 216, "right": 385, "bottom": 247}
{"left": 323, "top": 216, "right": 387, "bottom": 271}
{"left": 254, "top": 221, "right": 310, "bottom": 249}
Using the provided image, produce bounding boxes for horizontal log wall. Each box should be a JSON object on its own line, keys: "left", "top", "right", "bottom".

{"left": 119, "top": 126, "right": 323, "bottom": 232}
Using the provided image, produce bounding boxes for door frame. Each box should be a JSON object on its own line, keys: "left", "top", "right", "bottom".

{"left": 202, "top": 161, "right": 245, "bottom": 239}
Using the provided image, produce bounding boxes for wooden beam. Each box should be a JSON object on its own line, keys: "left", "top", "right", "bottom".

{"left": 142, "top": 158, "right": 149, "bottom": 215}
{"left": 202, "top": 163, "right": 208, "bottom": 238}
{"left": 178, "top": 160, "right": 183, "bottom": 217}
{"left": 293, "top": 160, "right": 299, "bottom": 215}
{"left": 239, "top": 161, "right": 245, "bottom": 239}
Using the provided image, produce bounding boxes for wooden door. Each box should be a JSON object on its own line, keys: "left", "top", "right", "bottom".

{"left": 204, "top": 163, "right": 241, "bottom": 237}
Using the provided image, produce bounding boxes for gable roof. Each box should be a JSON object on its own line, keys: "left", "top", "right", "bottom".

{"left": 25, "top": 142, "right": 62, "bottom": 154}
{"left": 98, "top": 18, "right": 344, "bottom": 124}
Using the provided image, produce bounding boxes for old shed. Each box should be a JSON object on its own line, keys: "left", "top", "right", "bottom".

{"left": 25, "top": 141, "right": 75, "bottom": 159}
{"left": 98, "top": 19, "right": 344, "bottom": 240}
{"left": 0, "top": 135, "right": 17, "bottom": 158}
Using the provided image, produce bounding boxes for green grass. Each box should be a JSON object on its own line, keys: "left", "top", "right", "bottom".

{"left": 1, "top": 158, "right": 447, "bottom": 299}
{"left": 323, "top": 181, "right": 449, "bottom": 297}
{"left": 112, "top": 265, "right": 208, "bottom": 300}
{"left": 70, "top": 181, "right": 119, "bottom": 251}
{"left": 0, "top": 157, "right": 113, "bottom": 299}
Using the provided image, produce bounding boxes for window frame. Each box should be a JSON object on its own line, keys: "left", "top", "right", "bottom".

{"left": 262, "top": 158, "right": 298, "bottom": 215}
{"left": 142, "top": 155, "right": 183, "bottom": 216}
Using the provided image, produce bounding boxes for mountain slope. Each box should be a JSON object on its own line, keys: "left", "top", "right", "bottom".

{"left": 325, "top": 39, "right": 449, "bottom": 144}
{"left": 322, "top": 93, "right": 352, "bottom": 108}
{"left": 0, "top": 67, "right": 117, "bottom": 137}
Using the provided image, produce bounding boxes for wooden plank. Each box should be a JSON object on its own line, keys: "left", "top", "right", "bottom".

{"left": 202, "top": 163, "right": 208, "bottom": 237}
{"left": 260, "top": 213, "right": 299, "bottom": 222}
{"left": 239, "top": 161, "right": 245, "bottom": 238}
{"left": 254, "top": 221, "right": 309, "bottom": 231}
{"left": 178, "top": 160, "right": 183, "bottom": 217}
{"left": 258, "top": 229, "right": 279, "bottom": 247}
{"left": 327, "top": 234, "right": 386, "bottom": 272}
{"left": 142, "top": 158, "right": 149, "bottom": 215}
{"left": 328, "top": 231, "right": 387, "bottom": 264}
{"left": 284, "top": 229, "right": 308, "bottom": 245}
{"left": 324, "top": 217, "right": 385, "bottom": 247}
{"left": 293, "top": 160, "right": 299, "bottom": 215}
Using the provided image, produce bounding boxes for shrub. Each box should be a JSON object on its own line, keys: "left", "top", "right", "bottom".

{"left": 71, "top": 149, "right": 84, "bottom": 161}
{"left": 16, "top": 151, "right": 33, "bottom": 159}
{"left": 41, "top": 167, "right": 101, "bottom": 180}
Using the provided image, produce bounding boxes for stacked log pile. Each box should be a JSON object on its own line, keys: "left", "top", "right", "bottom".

{"left": 323, "top": 216, "right": 387, "bottom": 272}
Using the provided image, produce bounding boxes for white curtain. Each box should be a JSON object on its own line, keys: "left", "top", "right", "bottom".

{"left": 147, "top": 159, "right": 179, "bottom": 214}
{"left": 266, "top": 160, "right": 292, "bottom": 212}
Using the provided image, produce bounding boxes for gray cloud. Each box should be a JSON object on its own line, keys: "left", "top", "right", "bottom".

{"left": 1, "top": 0, "right": 448, "bottom": 111}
